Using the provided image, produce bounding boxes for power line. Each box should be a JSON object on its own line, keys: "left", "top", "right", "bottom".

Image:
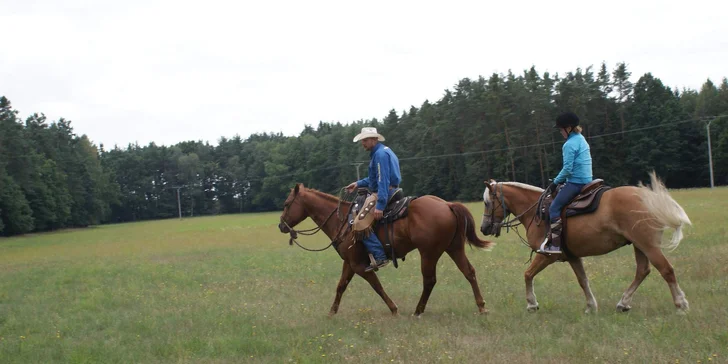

{"left": 254, "top": 114, "right": 725, "bottom": 181}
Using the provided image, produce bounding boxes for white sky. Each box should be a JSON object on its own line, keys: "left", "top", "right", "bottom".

{"left": 2, "top": 0, "right": 726, "bottom": 148}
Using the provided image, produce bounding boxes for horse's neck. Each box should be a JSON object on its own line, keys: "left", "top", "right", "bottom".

{"left": 505, "top": 186, "right": 541, "bottom": 223}
{"left": 303, "top": 191, "right": 349, "bottom": 239}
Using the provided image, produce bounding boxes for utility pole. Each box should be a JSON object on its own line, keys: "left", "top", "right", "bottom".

{"left": 706, "top": 117, "right": 716, "bottom": 189}
{"left": 352, "top": 163, "right": 365, "bottom": 180}
{"left": 170, "top": 186, "right": 184, "bottom": 219}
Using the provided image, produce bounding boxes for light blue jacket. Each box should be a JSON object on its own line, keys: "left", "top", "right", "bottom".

{"left": 356, "top": 143, "right": 402, "bottom": 210}
{"left": 554, "top": 132, "right": 593, "bottom": 185}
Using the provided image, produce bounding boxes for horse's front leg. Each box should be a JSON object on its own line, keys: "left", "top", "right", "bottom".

{"left": 358, "top": 269, "right": 399, "bottom": 315}
{"left": 524, "top": 253, "right": 557, "bottom": 312}
{"left": 329, "top": 260, "right": 356, "bottom": 316}
{"left": 568, "top": 258, "right": 598, "bottom": 313}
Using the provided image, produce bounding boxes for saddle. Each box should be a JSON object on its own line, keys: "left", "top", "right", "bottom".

{"left": 350, "top": 188, "right": 414, "bottom": 230}
{"left": 349, "top": 187, "right": 418, "bottom": 268}
{"left": 537, "top": 179, "right": 612, "bottom": 260}
{"left": 539, "top": 179, "right": 612, "bottom": 221}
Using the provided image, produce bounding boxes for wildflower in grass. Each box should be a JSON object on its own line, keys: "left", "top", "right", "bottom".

{"left": 20, "top": 336, "right": 26, "bottom": 340}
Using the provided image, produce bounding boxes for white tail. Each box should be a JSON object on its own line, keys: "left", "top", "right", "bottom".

{"left": 637, "top": 171, "right": 692, "bottom": 251}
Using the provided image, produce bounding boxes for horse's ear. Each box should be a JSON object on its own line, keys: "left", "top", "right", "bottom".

{"left": 294, "top": 183, "right": 302, "bottom": 194}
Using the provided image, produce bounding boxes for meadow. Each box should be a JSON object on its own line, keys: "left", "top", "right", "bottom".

{"left": 0, "top": 187, "right": 726, "bottom": 363}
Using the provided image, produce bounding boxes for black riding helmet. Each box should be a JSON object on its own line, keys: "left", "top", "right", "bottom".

{"left": 553, "top": 112, "right": 580, "bottom": 128}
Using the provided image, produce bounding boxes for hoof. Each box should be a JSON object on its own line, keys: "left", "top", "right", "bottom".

{"left": 478, "top": 308, "right": 490, "bottom": 315}
{"left": 328, "top": 311, "right": 337, "bottom": 317}
{"left": 527, "top": 305, "right": 539, "bottom": 313}
{"left": 584, "top": 307, "right": 597, "bottom": 314}
{"left": 676, "top": 308, "right": 688, "bottom": 316}
{"left": 616, "top": 304, "right": 631, "bottom": 313}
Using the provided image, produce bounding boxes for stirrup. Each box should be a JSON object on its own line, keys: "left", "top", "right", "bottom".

{"left": 364, "top": 259, "right": 389, "bottom": 272}
{"left": 537, "top": 239, "right": 562, "bottom": 254}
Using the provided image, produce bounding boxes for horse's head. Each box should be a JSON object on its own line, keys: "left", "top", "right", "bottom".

{"left": 278, "top": 183, "right": 309, "bottom": 236}
{"left": 481, "top": 179, "right": 508, "bottom": 237}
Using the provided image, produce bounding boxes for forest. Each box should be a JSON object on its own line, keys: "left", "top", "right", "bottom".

{"left": 1, "top": 62, "right": 727, "bottom": 236}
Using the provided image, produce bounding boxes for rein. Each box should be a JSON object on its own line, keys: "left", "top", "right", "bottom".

{"left": 281, "top": 188, "right": 354, "bottom": 252}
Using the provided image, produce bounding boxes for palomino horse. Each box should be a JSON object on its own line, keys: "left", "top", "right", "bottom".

{"left": 480, "top": 172, "right": 691, "bottom": 314}
{"left": 278, "top": 183, "right": 494, "bottom": 316}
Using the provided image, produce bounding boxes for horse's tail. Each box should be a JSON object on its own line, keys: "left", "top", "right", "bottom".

{"left": 448, "top": 202, "right": 494, "bottom": 250}
{"left": 637, "top": 171, "right": 692, "bottom": 251}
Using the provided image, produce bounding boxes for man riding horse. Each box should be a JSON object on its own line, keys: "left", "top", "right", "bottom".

{"left": 346, "top": 127, "right": 402, "bottom": 272}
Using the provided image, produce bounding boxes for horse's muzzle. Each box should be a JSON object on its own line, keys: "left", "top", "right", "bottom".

{"left": 278, "top": 222, "right": 290, "bottom": 233}
{"left": 480, "top": 222, "right": 501, "bottom": 237}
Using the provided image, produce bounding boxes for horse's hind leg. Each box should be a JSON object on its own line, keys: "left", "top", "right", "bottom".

{"left": 446, "top": 248, "right": 488, "bottom": 314}
{"left": 616, "top": 246, "right": 650, "bottom": 312}
{"left": 329, "top": 261, "right": 356, "bottom": 316}
{"left": 524, "top": 253, "right": 557, "bottom": 312}
{"left": 639, "top": 243, "right": 689, "bottom": 313}
{"left": 359, "top": 270, "right": 399, "bottom": 315}
{"left": 414, "top": 254, "right": 441, "bottom": 316}
{"left": 568, "top": 258, "right": 598, "bottom": 313}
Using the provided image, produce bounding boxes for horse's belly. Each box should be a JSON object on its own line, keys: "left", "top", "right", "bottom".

{"left": 564, "top": 216, "right": 627, "bottom": 256}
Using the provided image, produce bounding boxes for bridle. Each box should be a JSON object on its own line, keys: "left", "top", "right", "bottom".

{"left": 279, "top": 188, "right": 352, "bottom": 252}
{"left": 484, "top": 182, "right": 541, "bottom": 245}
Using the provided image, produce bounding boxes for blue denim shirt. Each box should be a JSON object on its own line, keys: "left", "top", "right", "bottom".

{"left": 356, "top": 143, "right": 402, "bottom": 210}
{"left": 554, "top": 132, "right": 593, "bottom": 185}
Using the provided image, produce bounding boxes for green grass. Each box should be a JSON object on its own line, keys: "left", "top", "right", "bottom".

{"left": 1, "top": 187, "right": 727, "bottom": 363}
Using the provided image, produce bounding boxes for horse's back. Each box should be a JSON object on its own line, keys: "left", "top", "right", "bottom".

{"left": 404, "top": 195, "right": 460, "bottom": 243}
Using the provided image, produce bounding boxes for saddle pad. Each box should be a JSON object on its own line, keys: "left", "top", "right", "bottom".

{"left": 565, "top": 186, "right": 611, "bottom": 217}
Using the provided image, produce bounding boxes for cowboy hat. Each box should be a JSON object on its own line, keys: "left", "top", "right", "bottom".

{"left": 353, "top": 127, "right": 385, "bottom": 142}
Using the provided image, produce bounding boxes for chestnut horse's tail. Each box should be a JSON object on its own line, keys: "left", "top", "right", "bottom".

{"left": 448, "top": 202, "right": 494, "bottom": 250}
{"left": 637, "top": 171, "right": 692, "bottom": 251}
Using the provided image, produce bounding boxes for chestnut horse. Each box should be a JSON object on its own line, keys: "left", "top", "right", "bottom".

{"left": 278, "top": 183, "right": 493, "bottom": 316}
{"left": 480, "top": 172, "right": 691, "bottom": 314}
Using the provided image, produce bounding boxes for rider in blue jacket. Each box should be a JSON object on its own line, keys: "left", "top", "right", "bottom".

{"left": 346, "top": 127, "right": 402, "bottom": 271}
{"left": 539, "top": 112, "right": 593, "bottom": 254}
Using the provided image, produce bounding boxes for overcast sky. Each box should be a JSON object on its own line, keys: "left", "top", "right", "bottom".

{"left": 2, "top": 0, "right": 726, "bottom": 148}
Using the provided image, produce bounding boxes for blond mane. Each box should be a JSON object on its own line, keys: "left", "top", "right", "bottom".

{"left": 501, "top": 182, "right": 544, "bottom": 193}
{"left": 484, "top": 181, "right": 543, "bottom": 203}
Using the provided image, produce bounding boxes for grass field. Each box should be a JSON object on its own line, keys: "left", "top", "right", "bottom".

{"left": 1, "top": 187, "right": 727, "bottom": 363}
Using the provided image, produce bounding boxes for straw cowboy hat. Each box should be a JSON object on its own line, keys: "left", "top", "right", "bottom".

{"left": 353, "top": 127, "right": 385, "bottom": 142}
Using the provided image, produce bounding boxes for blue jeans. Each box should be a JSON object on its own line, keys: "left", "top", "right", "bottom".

{"left": 363, "top": 233, "right": 387, "bottom": 261}
{"left": 549, "top": 182, "right": 585, "bottom": 223}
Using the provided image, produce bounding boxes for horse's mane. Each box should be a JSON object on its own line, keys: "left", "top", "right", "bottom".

{"left": 305, "top": 188, "right": 350, "bottom": 205}
{"left": 485, "top": 181, "right": 544, "bottom": 203}
{"left": 501, "top": 182, "right": 544, "bottom": 193}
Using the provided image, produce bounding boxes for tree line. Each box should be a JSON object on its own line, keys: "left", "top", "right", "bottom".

{"left": 1, "top": 62, "right": 727, "bottom": 236}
